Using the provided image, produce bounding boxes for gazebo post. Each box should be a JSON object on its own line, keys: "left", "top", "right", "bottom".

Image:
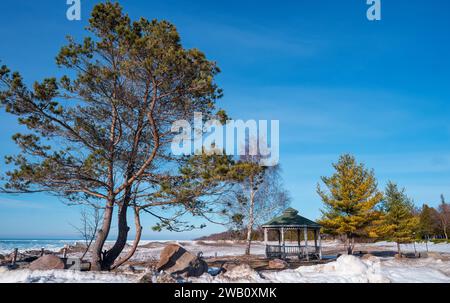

{"left": 281, "top": 227, "right": 285, "bottom": 259}
{"left": 297, "top": 229, "right": 301, "bottom": 257}
{"left": 264, "top": 228, "right": 268, "bottom": 246}
{"left": 304, "top": 226, "right": 309, "bottom": 261}
{"left": 314, "top": 229, "right": 318, "bottom": 254}
{"left": 318, "top": 230, "right": 323, "bottom": 260}
{"left": 263, "top": 228, "right": 268, "bottom": 258}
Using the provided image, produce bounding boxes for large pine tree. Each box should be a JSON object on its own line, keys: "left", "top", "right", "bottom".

{"left": 0, "top": 2, "right": 225, "bottom": 271}
{"left": 317, "top": 154, "right": 383, "bottom": 254}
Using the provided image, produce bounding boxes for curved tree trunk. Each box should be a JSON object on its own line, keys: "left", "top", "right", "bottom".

{"left": 111, "top": 207, "right": 143, "bottom": 270}
{"left": 102, "top": 203, "right": 130, "bottom": 270}
{"left": 91, "top": 199, "right": 115, "bottom": 271}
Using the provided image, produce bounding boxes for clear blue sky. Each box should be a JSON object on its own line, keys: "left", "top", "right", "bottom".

{"left": 0, "top": 0, "right": 449, "bottom": 239}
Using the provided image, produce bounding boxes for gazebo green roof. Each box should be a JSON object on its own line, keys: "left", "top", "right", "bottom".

{"left": 262, "top": 208, "right": 321, "bottom": 229}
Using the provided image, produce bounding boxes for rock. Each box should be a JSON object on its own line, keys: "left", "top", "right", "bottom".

{"left": 138, "top": 270, "right": 155, "bottom": 283}
{"left": 157, "top": 244, "right": 183, "bottom": 270}
{"left": 58, "top": 243, "right": 87, "bottom": 254}
{"left": 29, "top": 255, "right": 65, "bottom": 271}
{"left": 394, "top": 254, "right": 402, "bottom": 259}
{"left": 419, "top": 252, "right": 428, "bottom": 258}
{"left": 156, "top": 272, "right": 178, "bottom": 283}
{"left": 361, "top": 253, "right": 376, "bottom": 260}
{"left": 157, "top": 244, "right": 208, "bottom": 277}
{"left": 221, "top": 261, "right": 240, "bottom": 272}
{"left": 126, "top": 265, "right": 136, "bottom": 273}
{"left": 268, "top": 259, "right": 288, "bottom": 270}
{"left": 0, "top": 254, "right": 4, "bottom": 261}
{"left": 222, "top": 264, "right": 262, "bottom": 281}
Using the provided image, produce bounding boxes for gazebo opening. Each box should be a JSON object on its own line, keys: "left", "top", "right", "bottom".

{"left": 262, "top": 208, "right": 322, "bottom": 261}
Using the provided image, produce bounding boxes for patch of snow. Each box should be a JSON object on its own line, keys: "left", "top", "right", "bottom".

{"left": 192, "top": 264, "right": 266, "bottom": 283}
{"left": 191, "top": 255, "right": 450, "bottom": 283}
{"left": 263, "top": 255, "right": 389, "bottom": 283}
{"left": 0, "top": 269, "right": 134, "bottom": 283}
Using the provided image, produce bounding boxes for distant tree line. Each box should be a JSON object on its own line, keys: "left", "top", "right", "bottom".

{"left": 318, "top": 154, "right": 450, "bottom": 256}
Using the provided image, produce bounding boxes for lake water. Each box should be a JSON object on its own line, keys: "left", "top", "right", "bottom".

{"left": 0, "top": 239, "right": 80, "bottom": 255}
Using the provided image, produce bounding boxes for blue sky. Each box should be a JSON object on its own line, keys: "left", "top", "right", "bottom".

{"left": 0, "top": 0, "right": 450, "bottom": 239}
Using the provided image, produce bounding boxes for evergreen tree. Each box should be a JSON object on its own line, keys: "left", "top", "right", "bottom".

{"left": 419, "top": 204, "right": 437, "bottom": 251}
{"left": 419, "top": 204, "right": 436, "bottom": 239}
{"left": 375, "top": 182, "right": 419, "bottom": 256}
{"left": 317, "top": 154, "right": 383, "bottom": 254}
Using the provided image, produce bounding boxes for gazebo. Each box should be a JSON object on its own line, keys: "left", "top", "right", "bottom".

{"left": 262, "top": 208, "right": 322, "bottom": 261}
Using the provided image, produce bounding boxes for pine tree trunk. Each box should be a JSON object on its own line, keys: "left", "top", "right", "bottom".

{"left": 112, "top": 207, "right": 142, "bottom": 270}
{"left": 345, "top": 235, "right": 354, "bottom": 255}
{"left": 91, "top": 199, "right": 115, "bottom": 271}
{"left": 101, "top": 203, "right": 130, "bottom": 270}
{"left": 397, "top": 242, "right": 401, "bottom": 257}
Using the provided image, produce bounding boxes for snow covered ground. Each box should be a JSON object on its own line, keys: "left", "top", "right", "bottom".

{"left": 1, "top": 240, "right": 450, "bottom": 283}
{"left": 190, "top": 255, "right": 450, "bottom": 283}
{"left": 262, "top": 255, "right": 450, "bottom": 283}
{"left": 2, "top": 254, "right": 448, "bottom": 283}
{"left": 0, "top": 267, "right": 134, "bottom": 283}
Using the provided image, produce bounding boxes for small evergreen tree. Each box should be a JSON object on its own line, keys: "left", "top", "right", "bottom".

{"left": 317, "top": 154, "right": 383, "bottom": 254}
{"left": 375, "top": 182, "right": 419, "bottom": 256}
{"left": 419, "top": 204, "right": 436, "bottom": 250}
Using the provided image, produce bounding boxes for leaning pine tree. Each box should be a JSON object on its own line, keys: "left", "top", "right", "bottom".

{"left": 317, "top": 154, "right": 383, "bottom": 254}
{"left": 0, "top": 3, "right": 229, "bottom": 271}
{"left": 374, "top": 182, "right": 419, "bottom": 256}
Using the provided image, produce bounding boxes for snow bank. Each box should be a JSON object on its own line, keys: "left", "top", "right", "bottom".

{"left": 191, "top": 255, "right": 450, "bottom": 283}
{"left": 191, "top": 264, "right": 266, "bottom": 283}
{"left": 263, "top": 255, "right": 389, "bottom": 283}
{"left": 0, "top": 269, "right": 134, "bottom": 283}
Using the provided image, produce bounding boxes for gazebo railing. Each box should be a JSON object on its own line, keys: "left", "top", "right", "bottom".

{"left": 266, "top": 244, "right": 318, "bottom": 259}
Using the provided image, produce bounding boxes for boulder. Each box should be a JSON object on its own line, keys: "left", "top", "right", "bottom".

{"left": 361, "top": 253, "right": 376, "bottom": 260}
{"left": 157, "top": 244, "right": 208, "bottom": 277}
{"left": 29, "top": 255, "right": 65, "bottom": 271}
{"left": 138, "top": 270, "right": 156, "bottom": 283}
{"left": 268, "top": 259, "right": 288, "bottom": 270}
{"left": 221, "top": 261, "right": 240, "bottom": 272}
{"left": 222, "top": 263, "right": 262, "bottom": 281}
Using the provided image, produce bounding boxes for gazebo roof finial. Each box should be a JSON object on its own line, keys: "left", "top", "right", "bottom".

{"left": 283, "top": 207, "right": 299, "bottom": 217}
